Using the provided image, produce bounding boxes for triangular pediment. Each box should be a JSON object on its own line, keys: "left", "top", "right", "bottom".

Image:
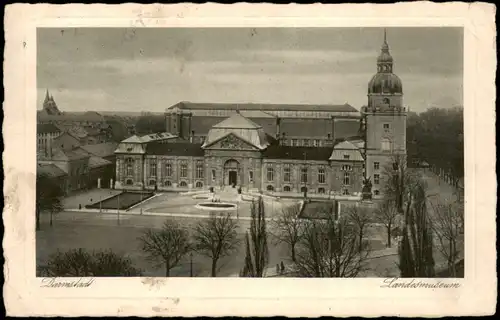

{"left": 203, "top": 132, "right": 260, "bottom": 151}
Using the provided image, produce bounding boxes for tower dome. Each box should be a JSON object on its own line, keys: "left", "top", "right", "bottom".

{"left": 368, "top": 29, "right": 403, "bottom": 95}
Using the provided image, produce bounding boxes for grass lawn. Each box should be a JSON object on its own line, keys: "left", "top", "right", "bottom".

{"left": 85, "top": 192, "right": 154, "bottom": 210}
{"left": 36, "top": 218, "right": 290, "bottom": 277}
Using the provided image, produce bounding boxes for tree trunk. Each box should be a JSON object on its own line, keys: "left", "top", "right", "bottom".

{"left": 50, "top": 210, "right": 53, "bottom": 227}
{"left": 165, "top": 262, "right": 170, "bottom": 277}
{"left": 387, "top": 224, "right": 392, "bottom": 248}
{"left": 36, "top": 209, "right": 40, "bottom": 231}
{"left": 291, "top": 244, "right": 296, "bottom": 262}
{"left": 211, "top": 259, "right": 218, "bottom": 277}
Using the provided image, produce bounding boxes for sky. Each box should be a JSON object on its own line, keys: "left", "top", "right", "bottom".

{"left": 37, "top": 27, "right": 463, "bottom": 113}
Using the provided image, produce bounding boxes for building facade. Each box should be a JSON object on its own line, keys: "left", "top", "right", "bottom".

{"left": 115, "top": 32, "right": 407, "bottom": 199}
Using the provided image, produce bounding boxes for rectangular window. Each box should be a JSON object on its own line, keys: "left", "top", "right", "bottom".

{"left": 343, "top": 154, "right": 350, "bottom": 160}
{"left": 196, "top": 161, "right": 204, "bottom": 179}
{"left": 383, "top": 123, "right": 390, "bottom": 129}
{"left": 374, "top": 174, "right": 380, "bottom": 185}
{"left": 303, "top": 139, "right": 309, "bottom": 146}
{"left": 180, "top": 162, "right": 188, "bottom": 178}
{"left": 149, "top": 159, "right": 157, "bottom": 177}
{"left": 343, "top": 189, "right": 350, "bottom": 195}
{"left": 343, "top": 172, "right": 350, "bottom": 185}
{"left": 374, "top": 162, "right": 380, "bottom": 170}
{"left": 267, "top": 166, "right": 274, "bottom": 182}
{"left": 283, "top": 165, "right": 291, "bottom": 182}
{"left": 165, "top": 162, "right": 172, "bottom": 177}
{"left": 301, "top": 167, "right": 308, "bottom": 183}
{"left": 313, "top": 139, "right": 320, "bottom": 147}
{"left": 249, "top": 171, "right": 254, "bottom": 182}
{"left": 318, "top": 168, "right": 326, "bottom": 184}
{"left": 291, "top": 139, "right": 298, "bottom": 146}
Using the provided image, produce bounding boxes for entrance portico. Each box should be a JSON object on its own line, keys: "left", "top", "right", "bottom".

{"left": 224, "top": 159, "right": 240, "bottom": 187}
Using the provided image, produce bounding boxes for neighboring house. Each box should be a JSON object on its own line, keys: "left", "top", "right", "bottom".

{"left": 80, "top": 142, "right": 119, "bottom": 188}
{"left": 53, "top": 131, "right": 83, "bottom": 151}
{"left": 38, "top": 143, "right": 116, "bottom": 193}
{"left": 37, "top": 163, "right": 68, "bottom": 193}
{"left": 37, "top": 123, "right": 61, "bottom": 157}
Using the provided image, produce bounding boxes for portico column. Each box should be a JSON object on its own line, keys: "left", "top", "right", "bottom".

{"left": 97, "top": 177, "right": 101, "bottom": 189}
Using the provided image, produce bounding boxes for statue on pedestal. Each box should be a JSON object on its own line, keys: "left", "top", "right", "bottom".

{"left": 361, "top": 177, "right": 373, "bottom": 201}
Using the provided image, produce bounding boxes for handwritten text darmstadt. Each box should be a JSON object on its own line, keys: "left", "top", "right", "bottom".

{"left": 381, "top": 278, "right": 461, "bottom": 289}
{"left": 40, "top": 277, "right": 95, "bottom": 288}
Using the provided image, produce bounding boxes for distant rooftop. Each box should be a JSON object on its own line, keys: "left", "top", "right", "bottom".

{"left": 168, "top": 101, "right": 359, "bottom": 113}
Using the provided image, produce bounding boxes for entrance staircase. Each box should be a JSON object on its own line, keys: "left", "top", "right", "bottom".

{"left": 216, "top": 185, "right": 241, "bottom": 202}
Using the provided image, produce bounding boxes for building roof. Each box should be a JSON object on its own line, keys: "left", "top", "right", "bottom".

{"left": 88, "top": 156, "right": 112, "bottom": 168}
{"left": 212, "top": 112, "right": 262, "bottom": 129}
{"left": 37, "top": 163, "right": 67, "bottom": 178}
{"left": 169, "top": 101, "right": 359, "bottom": 113}
{"left": 203, "top": 113, "right": 270, "bottom": 150}
{"left": 80, "top": 142, "right": 118, "bottom": 158}
{"left": 262, "top": 145, "right": 333, "bottom": 161}
{"left": 37, "top": 123, "right": 61, "bottom": 135}
{"left": 121, "top": 132, "right": 177, "bottom": 144}
{"left": 146, "top": 142, "right": 204, "bottom": 157}
{"left": 51, "top": 148, "right": 90, "bottom": 161}
{"left": 328, "top": 141, "right": 364, "bottom": 161}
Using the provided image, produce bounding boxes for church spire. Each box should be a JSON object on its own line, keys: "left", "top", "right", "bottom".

{"left": 44, "top": 89, "right": 50, "bottom": 103}
{"left": 377, "top": 29, "right": 393, "bottom": 73}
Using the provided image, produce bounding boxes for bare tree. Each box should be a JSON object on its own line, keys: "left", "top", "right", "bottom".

{"left": 430, "top": 199, "right": 464, "bottom": 277}
{"left": 269, "top": 203, "right": 305, "bottom": 262}
{"left": 374, "top": 200, "right": 399, "bottom": 247}
{"left": 38, "top": 248, "right": 141, "bottom": 277}
{"left": 193, "top": 212, "right": 240, "bottom": 277}
{"left": 382, "top": 154, "right": 417, "bottom": 213}
{"left": 345, "top": 205, "right": 372, "bottom": 252}
{"left": 138, "top": 221, "right": 191, "bottom": 277}
{"left": 398, "top": 178, "right": 435, "bottom": 278}
{"left": 240, "top": 196, "right": 269, "bottom": 277}
{"left": 293, "top": 214, "right": 371, "bottom": 278}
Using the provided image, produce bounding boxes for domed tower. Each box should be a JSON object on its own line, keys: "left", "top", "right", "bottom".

{"left": 363, "top": 29, "right": 407, "bottom": 197}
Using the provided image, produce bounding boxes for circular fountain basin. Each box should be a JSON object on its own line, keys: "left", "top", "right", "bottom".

{"left": 195, "top": 202, "right": 237, "bottom": 211}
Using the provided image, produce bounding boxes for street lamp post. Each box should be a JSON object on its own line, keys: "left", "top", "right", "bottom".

{"left": 303, "top": 152, "right": 307, "bottom": 199}
{"left": 117, "top": 192, "right": 121, "bottom": 225}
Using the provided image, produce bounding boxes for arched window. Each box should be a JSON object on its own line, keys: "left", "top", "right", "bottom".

{"left": 381, "top": 138, "right": 391, "bottom": 151}
{"left": 125, "top": 179, "right": 133, "bottom": 185}
{"left": 165, "top": 161, "right": 173, "bottom": 177}
{"left": 301, "top": 186, "right": 308, "bottom": 193}
{"left": 164, "top": 180, "right": 172, "bottom": 187}
{"left": 149, "top": 179, "right": 156, "bottom": 186}
{"left": 179, "top": 181, "right": 188, "bottom": 187}
{"left": 266, "top": 185, "right": 275, "bottom": 192}
{"left": 267, "top": 166, "right": 274, "bottom": 182}
{"left": 383, "top": 98, "right": 390, "bottom": 105}
{"left": 283, "top": 186, "right": 291, "bottom": 192}
{"left": 318, "top": 168, "right": 326, "bottom": 184}
{"left": 125, "top": 158, "right": 134, "bottom": 176}
{"left": 318, "top": 188, "right": 325, "bottom": 194}
{"left": 195, "top": 181, "right": 203, "bottom": 188}
{"left": 180, "top": 161, "right": 188, "bottom": 178}
{"left": 343, "top": 172, "right": 350, "bottom": 185}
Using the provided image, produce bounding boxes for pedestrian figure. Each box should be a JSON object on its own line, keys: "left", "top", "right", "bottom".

{"left": 90, "top": 198, "right": 93, "bottom": 202}
{"left": 276, "top": 264, "right": 280, "bottom": 275}
{"left": 79, "top": 204, "right": 82, "bottom": 210}
{"left": 280, "top": 261, "right": 285, "bottom": 274}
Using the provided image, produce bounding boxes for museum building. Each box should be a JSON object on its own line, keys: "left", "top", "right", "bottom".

{"left": 114, "top": 32, "right": 407, "bottom": 198}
